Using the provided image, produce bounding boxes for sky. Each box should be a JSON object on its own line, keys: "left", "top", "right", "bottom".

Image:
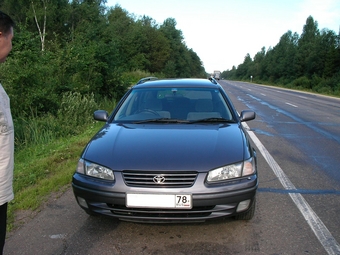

{"left": 106, "top": 0, "right": 340, "bottom": 74}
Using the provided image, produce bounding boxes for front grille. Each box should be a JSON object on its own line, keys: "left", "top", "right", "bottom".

{"left": 109, "top": 204, "right": 214, "bottom": 218}
{"left": 87, "top": 202, "right": 238, "bottom": 223}
{"left": 122, "top": 171, "right": 198, "bottom": 187}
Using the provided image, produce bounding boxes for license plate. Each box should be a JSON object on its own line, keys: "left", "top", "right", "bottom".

{"left": 126, "top": 193, "right": 192, "bottom": 209}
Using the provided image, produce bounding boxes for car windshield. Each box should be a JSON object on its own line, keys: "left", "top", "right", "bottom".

{"left": 113, "top": 87, "right": 234, "bottom": 123}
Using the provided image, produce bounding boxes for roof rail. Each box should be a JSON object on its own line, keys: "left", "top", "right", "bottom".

{"left": 137, "top": 77, "right": 158, "bottom": 85}
{"left": 208, "top": 77, "right": 218, "bottom": 84}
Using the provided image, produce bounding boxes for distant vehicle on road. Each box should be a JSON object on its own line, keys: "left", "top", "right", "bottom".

{"left": 72, "top": 78, "right": 258, "bottom": 223}
{"left": 213, "top": 70, "right": 221, "bottom": 80}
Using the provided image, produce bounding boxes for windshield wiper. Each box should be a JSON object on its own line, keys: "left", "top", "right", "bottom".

{"left": 188, "top": 117, "right": 236, "bottom": 124}
{"left": 133, "top": 118, "right": 190, "bottom": 124}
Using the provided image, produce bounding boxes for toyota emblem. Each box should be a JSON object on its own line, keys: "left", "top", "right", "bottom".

{"left": 153, "top": 175, "right": 165, "bottom": 184}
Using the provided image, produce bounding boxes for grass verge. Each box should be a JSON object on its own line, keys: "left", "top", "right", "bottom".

{"left": 7, "top": 122, "right": 102, "bottom": 231}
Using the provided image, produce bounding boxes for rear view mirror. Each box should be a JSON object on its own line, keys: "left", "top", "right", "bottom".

{"left": 93, "top": 110, "right": 109, "bottom": 122}
{"left": 239, "top": 110, "right": 256, "bottom": 122}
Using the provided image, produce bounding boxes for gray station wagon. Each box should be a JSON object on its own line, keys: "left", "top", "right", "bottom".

{"left": 72, "top": 78, "right": 258, "bottom": 223}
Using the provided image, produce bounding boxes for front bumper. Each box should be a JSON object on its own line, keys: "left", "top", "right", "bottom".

{"left": 72, "top": 172, "right": 258, "bottom": 223}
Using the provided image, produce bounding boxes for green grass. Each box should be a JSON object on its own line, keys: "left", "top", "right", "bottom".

{"left": 0, "top": 78, "right": 126, "bottom": 234}
{"left": 7, "top": 122, "right": 103, "bottom": 231}
{"left": 5, "top": 92, "right": 118, "bottom": 232}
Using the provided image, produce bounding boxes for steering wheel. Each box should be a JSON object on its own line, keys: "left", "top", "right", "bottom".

{"left": 136, "top": 109, "right": 160, "bottom": 116}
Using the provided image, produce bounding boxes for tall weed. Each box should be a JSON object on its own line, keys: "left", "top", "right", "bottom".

{"left": 14, "top": 112, "right": 58, "bottom": 148}
{"left": 9, "top": 92, "right": 117, "bottom": 229}
{"left": 56, "top": 91, "right": 97, "bottom": 136}
{"left": 14, "top": 92, "right": 102, "bottom": 149}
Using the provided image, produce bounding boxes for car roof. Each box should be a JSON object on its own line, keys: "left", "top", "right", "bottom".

{"left": 134, "top": 78, "right": 221, "bottom": 89}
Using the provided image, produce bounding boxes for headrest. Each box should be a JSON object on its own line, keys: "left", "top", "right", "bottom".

{"left": 195, "top": 99, "right": 213, "bottom": 112}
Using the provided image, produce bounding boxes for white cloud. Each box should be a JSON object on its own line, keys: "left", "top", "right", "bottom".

{"left": 107, "top": 0, "right": 340, "bottom": 72}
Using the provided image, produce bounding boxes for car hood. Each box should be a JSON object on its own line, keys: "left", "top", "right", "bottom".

{"left": 83, "top": 123, "right": 248, "bottom": 172}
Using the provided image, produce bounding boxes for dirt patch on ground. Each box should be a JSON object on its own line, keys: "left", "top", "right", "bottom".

{"left": 8, "top": 186, "right": 70, "bottom": 237}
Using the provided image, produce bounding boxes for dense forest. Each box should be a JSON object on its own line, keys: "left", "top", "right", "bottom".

{"left": 222, "top": 16, "right": 340, "bottom": 96}
{"left": 1, "top": 1, "right": 339, "bottom": 148}
{"left": 0, "top": 0, "right": 206, "bottom": 120}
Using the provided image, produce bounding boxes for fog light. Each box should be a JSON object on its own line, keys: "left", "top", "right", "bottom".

{"left": 236, "top": 199, "right": 251, "bottom": 212}
{"left": 77, "top": 197, "right": 88, "bottom": 209}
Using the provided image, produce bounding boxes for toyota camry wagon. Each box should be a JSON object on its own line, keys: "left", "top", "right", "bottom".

{"left": 72, "top": 78, "right": 258, "bottom": 223}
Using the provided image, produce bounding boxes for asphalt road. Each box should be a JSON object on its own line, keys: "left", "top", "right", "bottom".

{"left": 4, "top": 80, "right": 340, "bottom": 255}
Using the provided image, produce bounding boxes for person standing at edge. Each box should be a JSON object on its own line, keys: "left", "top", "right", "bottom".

{"left": 0, "top": 10, "right": 15, "bottom": 255}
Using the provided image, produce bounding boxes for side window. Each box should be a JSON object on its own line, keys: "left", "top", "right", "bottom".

{"left": 214, "top": 93, "right": 232, "bottom": 120}
{"left": 115, "top": 91, "right": 139, "bottom": 119}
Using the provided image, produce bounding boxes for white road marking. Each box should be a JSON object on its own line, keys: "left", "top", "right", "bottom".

{"left": 260, "top": 93, "right": 266, "bottom": 96}
{"left": 285, "top": 102, "right": 298, "bottom": 107}
{"left": 299, "top": 96, "right": 308, "bottom": 99}
{"left": 243, "top": 122, "right": 340, "bottom": 255}
{"left": 49, "top": 234, "right": 67, "bottom": 239}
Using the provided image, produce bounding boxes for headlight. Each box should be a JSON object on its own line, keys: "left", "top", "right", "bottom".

{"left": 76, "top": 159, "right": 115, "bottom": 181}
{"left": 207, "top": 157, "right": 255, "bottom": 182}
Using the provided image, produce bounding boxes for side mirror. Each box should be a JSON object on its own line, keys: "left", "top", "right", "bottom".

{"left": 93, "top": 110, "right": 109, "bottom": 122}
{"left": 239, "top": 110, "right": 256, "bottom": 122}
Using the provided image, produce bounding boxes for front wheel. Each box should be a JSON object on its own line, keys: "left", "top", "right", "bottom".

{"left": 84, "top": 209, "right": 98, "bottom": 216}
{"left": 234, "top": 197, "right": 256, "bottom": 220}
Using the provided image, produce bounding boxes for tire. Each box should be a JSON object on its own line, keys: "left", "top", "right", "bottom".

{"left": 234, "top": 197, "right": 256, "bottom": 220}
{"left": 84, "top": 209, "right": 98, "bottom": 216}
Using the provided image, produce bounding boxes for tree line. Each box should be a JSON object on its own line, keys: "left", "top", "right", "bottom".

{"left": 222, "top": 16, "right": 340, "bottom": 96}
{"left": 0, "top": 0, "right": 206, "bottom": 121}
